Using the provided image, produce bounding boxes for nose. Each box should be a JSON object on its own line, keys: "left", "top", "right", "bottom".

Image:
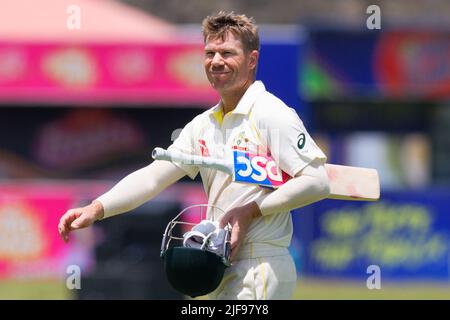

{"left": 211, "top": 52, "right": 224, "bottom": 67}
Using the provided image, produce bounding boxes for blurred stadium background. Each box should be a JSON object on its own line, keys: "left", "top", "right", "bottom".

{"left": 1, "top": 0, "right": 450, "bottom": 299}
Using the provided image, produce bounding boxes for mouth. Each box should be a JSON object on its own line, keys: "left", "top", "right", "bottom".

{"left": 210, "top": 71, "right": 230, "bottom": 75}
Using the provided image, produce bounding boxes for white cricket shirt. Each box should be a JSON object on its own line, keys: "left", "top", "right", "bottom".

{"left": 168, "top": 81, "right": 326, "bottom": 258}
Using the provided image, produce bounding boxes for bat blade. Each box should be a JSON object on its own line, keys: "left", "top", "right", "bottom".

{"left": 231, "top": 151, "right": 380, "bottom": 201}
{"left": 325, "top": 164, "right": 380, "bottom": 201}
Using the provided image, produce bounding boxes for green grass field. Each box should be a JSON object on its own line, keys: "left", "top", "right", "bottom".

{"left": 294, "top": 278, "right": 450, "bottom": 300}
{"left": 0, "top": 278, "right": 449, "bottom": 300}
{"left": 0, "top": 279, "right": 72, "bottom": 300}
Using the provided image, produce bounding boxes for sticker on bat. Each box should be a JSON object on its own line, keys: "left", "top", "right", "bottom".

{"left": 232, "top": 151, "right": 291, "bottom": 188}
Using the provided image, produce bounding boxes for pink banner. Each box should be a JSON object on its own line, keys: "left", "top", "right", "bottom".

{"left": 0, "top": 182, "right": 107, "bottom": 279}
{"left": 0, "top": 181, "right": 205, "bottom": 279}
{"left": 0, "top": 42, "right": 218, "bottom": 106}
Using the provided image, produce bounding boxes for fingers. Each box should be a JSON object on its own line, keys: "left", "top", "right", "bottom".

{"left": 58, "top": 212, "right": 71, "bottom": 242}
{"left": 229, "top": 224, "right": 241, "bottom": 262}
{"left": 70, "top": 215, "right": 90, "bottom": 229}
{"left": 58, "top": 209, "right": 82, "bottom": 243}
{"left": 220, "top": 209, "right": 242, "bottom": 261}
{"left": 219, "top": 213, "right": 230, "bottom": 229}
{"left": 230, "top": 242, "right": 241, "bottom": 262}
{"left": 229, "top": 224, "right": 239, "bottom": 247}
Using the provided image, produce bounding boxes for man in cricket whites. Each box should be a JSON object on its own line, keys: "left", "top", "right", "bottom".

{"left": 58, "top": 11, "right": 330, "bottom": 300}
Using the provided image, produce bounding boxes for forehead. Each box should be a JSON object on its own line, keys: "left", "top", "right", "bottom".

{"left": 204, "top": 32, "right": 244, "bottom": 50}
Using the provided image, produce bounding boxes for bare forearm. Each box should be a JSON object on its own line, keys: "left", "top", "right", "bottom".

{"left": 255, "top": 158, "right": 330, "bottom": 216}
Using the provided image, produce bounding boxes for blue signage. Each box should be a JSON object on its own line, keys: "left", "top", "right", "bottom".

{"left": 292, "top": 190, "right": 450, "bottom": 280}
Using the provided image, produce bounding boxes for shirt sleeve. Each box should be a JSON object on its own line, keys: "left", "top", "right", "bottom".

{"left": 253, "top": 96, "right": 327, "bottom": 178}
{"left": 96, "top": 160, "right": 187, "bottom": 219}
{"left": 167, "top": 119, "right": 200, "bottom": 180}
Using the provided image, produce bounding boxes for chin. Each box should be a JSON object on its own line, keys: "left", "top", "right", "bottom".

{"left": 211, "top": 82, "right": 228, "bottom": 90}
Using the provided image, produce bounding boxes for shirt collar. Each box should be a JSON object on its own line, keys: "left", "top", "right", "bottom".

{"left": 211, "top": 80, "right": 266, "bottom": 116}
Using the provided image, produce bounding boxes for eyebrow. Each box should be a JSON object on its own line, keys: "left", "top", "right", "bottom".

{"left": 204, "top": 46, "right": 237, "bottom": 52}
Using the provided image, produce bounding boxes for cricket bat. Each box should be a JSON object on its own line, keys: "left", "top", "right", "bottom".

{"left": 152, "top": 147, "right": 380, "bottom": 201}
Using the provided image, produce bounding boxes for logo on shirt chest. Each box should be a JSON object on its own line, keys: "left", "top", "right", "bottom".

{"left": 231, "top": 131, "right": 250, "bottom": 152}
{"left": 198, "top": 139, "right": 210, "bottom": 157}
{"left": 231, "top": 130, "right": 271, "bottom": 157}
{"left": 197, "top": 129, "right": 263, "bottom": 158}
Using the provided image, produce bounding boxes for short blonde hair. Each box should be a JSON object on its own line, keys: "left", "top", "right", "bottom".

{"left": 202, "top": 11, "right": 260, "bottom": 52}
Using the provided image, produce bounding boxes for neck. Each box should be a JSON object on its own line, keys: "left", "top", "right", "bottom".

{"left": 220, "top": 79, "right": 254, "bottom": 114}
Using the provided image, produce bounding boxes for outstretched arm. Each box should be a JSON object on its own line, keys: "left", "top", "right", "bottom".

{"left": 58, "top": 160, "right": 187, "bottom": 242}
{"left": 96, "top": 160, "right": 187, "bottom": 218}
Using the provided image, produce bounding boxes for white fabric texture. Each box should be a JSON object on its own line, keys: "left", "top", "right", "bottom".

{"left": 166, "top": 81, "right": 328, "bottom": 251}
{"left": 183, "top": 220, "right": 228, "bottom": 256}
{"left": 209, "top": 254, "right": 297, "bottom": 300}
{"left": 96, "top": 160, "right": 187, "bottom": 219}
{"left": 255, "top": 157, "right": 330, "bottom": 216}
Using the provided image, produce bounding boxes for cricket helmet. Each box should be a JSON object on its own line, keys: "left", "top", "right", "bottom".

{"left": 160, "top": 204, "right": 231, "bottom": 298}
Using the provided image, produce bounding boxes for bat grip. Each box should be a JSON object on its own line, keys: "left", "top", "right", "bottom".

{"left": 152, "top": 147, "right": 174, "bottom": 162}
{"left": 152, "top": 148, "right": 233, "bottom": 175}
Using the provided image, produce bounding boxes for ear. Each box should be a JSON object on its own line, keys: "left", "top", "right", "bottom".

{"left": 248, "top": 50, "right": 259, "bottom": 71}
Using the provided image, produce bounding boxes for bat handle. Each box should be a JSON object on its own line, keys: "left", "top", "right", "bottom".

{"left": 152, "top": 147, "right": 172, "bottom": 161}
{"left": 152, "top": 147, "right": 233, "bottom": 176}
{"left": 152, "top": 147, "right": 200, "bottom": 164}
